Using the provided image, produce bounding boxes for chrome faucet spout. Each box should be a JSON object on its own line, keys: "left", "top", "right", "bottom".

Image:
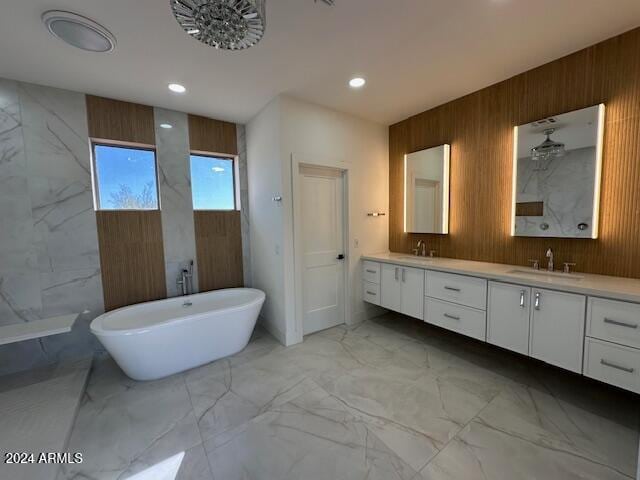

{"left": 546, "top": 248, "right": 554, "bottom": 272}
{"left": 176, "top": 260, "right": 194, "bottom": 296}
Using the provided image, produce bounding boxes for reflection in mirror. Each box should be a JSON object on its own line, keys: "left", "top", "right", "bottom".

{"left": 404, "top": 144, "right": 450, "bottom": 234}
{"left": 511, "top": 104, "right": 605, "bottom": 239}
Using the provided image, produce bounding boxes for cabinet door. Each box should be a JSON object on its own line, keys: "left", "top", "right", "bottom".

{"left": 487, "top": 282, "right": 530, "bottom": 355}
{"left": 380, "top": 264, "right": 402, "bottom": 312}
{"left": 530, "top": 288, "right": 586, "bottom": 373}
{"left": 400, "top": 267, "right": 424, "bottom": 320}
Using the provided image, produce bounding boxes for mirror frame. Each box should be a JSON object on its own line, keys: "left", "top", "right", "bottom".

{"left": 404, "top": 144, "right": 450, "bottom": 235}
{"left": 510, "top": 104, "right": 605, "bottom": 239}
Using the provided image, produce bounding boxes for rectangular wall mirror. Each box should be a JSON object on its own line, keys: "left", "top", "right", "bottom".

{"left": 512, "top": 104, "right": 605, "bottom": 239}
{"left": 404, "top": 144, "right": 450, "bottom": 234}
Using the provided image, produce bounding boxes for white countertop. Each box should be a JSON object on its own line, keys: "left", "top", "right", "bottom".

{"left": 362, "top": 252, "right": 640, "bottom": 303}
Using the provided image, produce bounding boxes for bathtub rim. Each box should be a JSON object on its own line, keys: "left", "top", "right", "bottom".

{"left": 90, "top": 288, "right": 265, "bottom": 338}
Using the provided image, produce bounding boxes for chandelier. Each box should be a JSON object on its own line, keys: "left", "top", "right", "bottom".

{"left": 531, "top": 128, "right": 566, "bottom": 162}
{"left": 171, "top": 0, "right": 266, "bottom": 50}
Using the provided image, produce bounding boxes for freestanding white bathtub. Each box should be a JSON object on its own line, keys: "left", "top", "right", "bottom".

{"left": 90, "top": 288, "right": 265, "bottom": 381}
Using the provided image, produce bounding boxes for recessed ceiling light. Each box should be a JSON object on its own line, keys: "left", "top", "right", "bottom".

{"left": 168, "top": 83, "right": 186, "bottom": 93}
{"left": 42, "top": 10, "right": 116, "bottom": 53}
{"left": 349, "top": 77, "right": 366, "bottom": 88}
{"left": 160, "top": 123, "right": 173, "bottom": 129}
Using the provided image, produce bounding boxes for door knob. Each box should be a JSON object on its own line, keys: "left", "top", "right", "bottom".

{"left": 336, "top": 254, "right": 345, "bottom": 260}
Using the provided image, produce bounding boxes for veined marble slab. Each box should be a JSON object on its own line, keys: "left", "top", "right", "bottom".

{"left": 0, "top": 314, "right": 77, "bottom": 345}
{"left": 363, "top": 252, "right": 640, "bottom": 303}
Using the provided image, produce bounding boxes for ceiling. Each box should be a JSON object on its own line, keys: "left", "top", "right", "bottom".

{"left": 1, "top": 1, "right": 639, "bottom": 126}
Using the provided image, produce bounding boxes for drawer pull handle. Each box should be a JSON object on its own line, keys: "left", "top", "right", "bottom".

{"left": 600, "top": 359, "right": 635, "bottom": 373}
{"left": 444, "top": 286, "right": 461, "bottom": 292}
{"left": 366, "top": 269, "right": 377, "bottom": 274}
{"left": 519, "top": 290, "right": 525, "bottom": 308}
{"left": 366, "top": 291, "right": 377, "bottom": 296}
{"left": 603, "top": 318, "right": 638, "bottom": 329}
{"left": 444, "top": 313, "right": 460, "bottom": 321}
{"left": 534, "top": 292, "right": 541, "bottom": 310}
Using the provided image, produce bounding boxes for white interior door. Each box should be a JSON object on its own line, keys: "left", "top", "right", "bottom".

{"left": 300, "top": 165, "right": 346, "bottom": 335}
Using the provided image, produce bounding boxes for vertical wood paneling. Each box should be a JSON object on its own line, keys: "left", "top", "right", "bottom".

{"left": 389, "top": 27, "right": 640, "bottom": 278}
{"left": 86, "top": 95, "right": 155, "bottom": 145}
{"left": 194, "top": 211, "right": 243, "bottom": 291}
{"left": 96, "top": 211, "right": 167, "bottom": 310}
{"left": 188, "top": 114, "right": 237, "bottom": 155}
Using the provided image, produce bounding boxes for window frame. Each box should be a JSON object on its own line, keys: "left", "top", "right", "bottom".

{"left": 90, "top": 140, "right": 161, "bottom": 211}
{"left": 189, "top": 150, "right": 239, "bottom": 211}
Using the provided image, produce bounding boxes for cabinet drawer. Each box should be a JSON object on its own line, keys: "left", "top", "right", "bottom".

{"left": 587, "top": 297, "right": 640, "bottom": 349}
{"left": 584, "top": 338, "right": 640, "bottom": 394}
{"left": 424, "top": 298, "right": 486, "bottom": 341}
{"left": 363, "top": 261, "right": 381, "bottom": 284}
{"left": 426, "top": 271, "right": 487, "bottom": 310}
{"left": 363, "top": 282, "right": 380, "bottom": 306}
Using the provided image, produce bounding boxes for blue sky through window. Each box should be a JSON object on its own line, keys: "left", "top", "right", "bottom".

{"left": 94, "top": 145, "right": 159, "bottom": 210}
{"left": 190, "top": 155, "right": 235, "bottom": 210}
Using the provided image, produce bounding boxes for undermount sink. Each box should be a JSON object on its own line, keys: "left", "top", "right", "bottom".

{"left": 397, "top": 256, "right": 435, "bottom": 262}
{"left": 507, "top": 269, "right": 583, "bottom": 281}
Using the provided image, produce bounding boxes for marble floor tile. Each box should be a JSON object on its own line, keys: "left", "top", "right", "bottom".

{"left": 204, "top": 387, "right": 419, "bottom": 480}
{"left": 185, "top": 349, "right": 318, "bottom": 442}
{"left": 56, "top": 314, "right": 639, "bottom": 480}
{"left": 60, "top": 369, "right": 201, "bottom": 480}
{"left": 472, "top": 382, "right": 639, "bottom": 477}
{"left": 418, "top": 419, "right": 633, "bottom": 480}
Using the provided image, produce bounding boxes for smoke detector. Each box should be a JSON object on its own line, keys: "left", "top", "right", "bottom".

{"left": 42, "top": 10, "right": 116, "bottom": 53}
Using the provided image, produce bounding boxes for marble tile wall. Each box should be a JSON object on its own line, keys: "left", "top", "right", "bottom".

{"left": 0, "top": 79, "right": 104, "bottom": 376}
{"left": 0, "top": 78, "right": 250, "bottom": 375}
{"left": 154, "top": 108, "right": 199, "bottom": 297}
{"left": 237, "top": 124, "right": 251, "bottom": 285}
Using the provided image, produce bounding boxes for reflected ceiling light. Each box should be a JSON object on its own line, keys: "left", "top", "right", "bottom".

{"left": 349, "top": 77, "right": 366, "bottom": 88}
{"left": 171, "top": 0, "right": 266, "bottom": 51}
{"left": 42, "top": 10, "right": 116, "bottom": 52}
{"left": 160, "top": 123, "right": 173, "bottom": 129}
{"left": 168, "top": 83, "right": 186, "bottom": 93}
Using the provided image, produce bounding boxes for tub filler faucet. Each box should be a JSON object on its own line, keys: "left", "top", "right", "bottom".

{"left": 177, "top": 260, "right": 194, "bottom": 296}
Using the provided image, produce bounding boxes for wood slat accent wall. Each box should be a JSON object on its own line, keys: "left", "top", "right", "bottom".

{"left": 96, "top": 211, "right": 167, "bottom": 311}
{"left": 194, "top": 211, "right": 243, "bottom": 291}
{"left": 188, "top": 114, "right": 238, "bottom": 155}
{"left": 86, "top": 95, "right": 155, "bottom": 145}
{"left": 389, "top": 27, "right": 640, "bottom": 278}
{"left": 87, "top": 95, "right": 166, "bottom": 310}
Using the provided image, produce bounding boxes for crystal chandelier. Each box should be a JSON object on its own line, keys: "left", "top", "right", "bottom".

{"left": 531, "top": 128, "right": 566, "bottom": 162}
{"left": 171, "top": 0, "right": 266, "bottom": 50}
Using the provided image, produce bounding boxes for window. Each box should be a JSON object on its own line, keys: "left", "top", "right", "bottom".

{"left": 92, "top": 144, "right": 159, "bottom": 210}
{"left": 190, "top": 154, "right": 236, "bottom": 210}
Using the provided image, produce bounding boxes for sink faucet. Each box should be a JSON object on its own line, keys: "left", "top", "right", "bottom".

{"left": 177, "top": 260, "right": 194, "bottom": 296}
{"left": 546, "top": 247, "right": 554, "bottom": 272}
{"left": 413, "top": 240, "right": 427, "bottom": 257}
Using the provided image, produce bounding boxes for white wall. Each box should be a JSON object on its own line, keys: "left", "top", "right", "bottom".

{"left": 246, "top": 98, "right": 288, "bottom": 343}
{"left": 247, "top": 95, "right": 389, "bottom": 345}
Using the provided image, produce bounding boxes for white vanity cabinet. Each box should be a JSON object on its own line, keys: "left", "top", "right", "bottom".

{"left": 487, "top": 282, "right": 531, "bottom": 355}
{"left": 529, "top": 288, "right": 586, "bottom": 373}
{"left": 583, "top": 297, "right": 640, "bottom": 394}
{"left": 362, "top": 255, "right": 640, "bottom": 394}
{"left": 380, "top": 263, "right": 424, "bottom": 319}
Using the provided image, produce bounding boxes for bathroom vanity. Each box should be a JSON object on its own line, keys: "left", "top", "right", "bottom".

{"left": 362, "top": 253, "right": 640, "bottom": 394}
